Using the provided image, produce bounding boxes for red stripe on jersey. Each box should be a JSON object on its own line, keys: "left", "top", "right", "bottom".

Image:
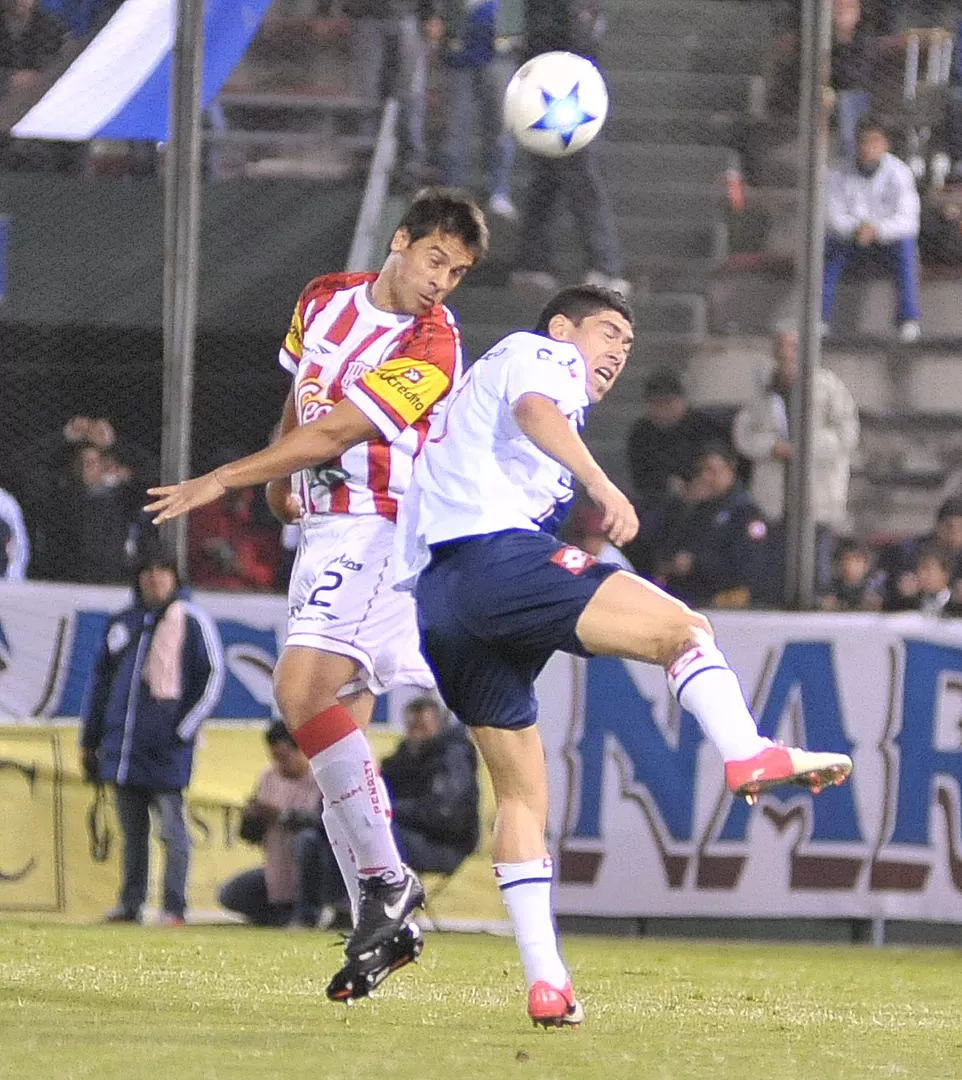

{"left": 329, "top": 478, "right": 351, "bottom": 514}
{"left": 367, "top": 439, "right": 397, "bottom": 522}
{"left": 325, "top": 296, "right": 359, "bottom": 345}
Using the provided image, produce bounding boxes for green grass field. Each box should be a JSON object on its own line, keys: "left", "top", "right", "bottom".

{"left": 1, "top": 923, "right": 960, "bottom": 1080}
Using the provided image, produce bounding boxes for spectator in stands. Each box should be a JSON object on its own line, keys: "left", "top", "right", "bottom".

{"left": 822, "top": 117, "right": 922, "bottom": 345}
{"left": 654, "top": 443, "right": 772, "bottom": 610}
{"left": 879, "top": 495, "right": 962, "bottom": 610}
{"left": 732, "top": 322, "right": 860, "bottom": 590}
{"left": 509, "top": 0, "right": 628, "bottom": 295}
{"left": 50, "top": 441, "right": 139, "bottom": 584}
{"left": 0, "top": 485, "right": 29, "bottom": 579}
{"left": 889, "top": 543, "right": 962, "bottom": 617}
{"left": 80, "top": 551, "right": 225, "bottom": 926}
{"left": 188, "top": 483, "right": 280, "bottom": 592}
{"left": 626, "top": 368, "right": 731, "bottom": 511}
{"left": 829, "top": 0, "right": 880, "bottom": 161}
{"left": 0, "top": 0, "right": 78, "bottom": 172}
{"left": 434, "top": 0, "right": 521, "bottom": 219}
{"left": 344, "top": 0, "right": 431, "bottom": 189}
{"left": 218, "top": 721, "right": 347, "bottom": 929}
{"left": 818, "top": 536, "right": 884, "bottom": 610}
{"left": 0, "top": 0, "right": 65, "bottom": 92}
{"left": 380, "top": 696, "right": 480, "bottom": 876}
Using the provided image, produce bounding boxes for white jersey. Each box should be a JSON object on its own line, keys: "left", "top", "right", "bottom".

{"left": 396, "top": 331, "right": 589, "bottom": 585}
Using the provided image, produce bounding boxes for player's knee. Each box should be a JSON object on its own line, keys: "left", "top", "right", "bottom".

{"left": 658, "top": 604, "right": 715, "bottom": 667}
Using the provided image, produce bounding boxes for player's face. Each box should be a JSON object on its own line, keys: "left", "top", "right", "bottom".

{"left": 387, "top": 227, "right": 476, "bottom": 315}
{"left": 561, "top": 309, "right": 634, "bottom": 403}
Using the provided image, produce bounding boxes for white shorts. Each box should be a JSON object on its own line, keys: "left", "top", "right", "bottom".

{"left": 286, "top": 513, "right": 435, "bottom": 695}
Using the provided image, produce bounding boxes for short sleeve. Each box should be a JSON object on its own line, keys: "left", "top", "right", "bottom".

{"left": 278, "top": 288, "right": 308, "bottom": 375}
{"left": 502, "top": 338, "right": 587, "bottom": 414}
{"left": 346, "top": 310, "right": 461, "bottom": 442}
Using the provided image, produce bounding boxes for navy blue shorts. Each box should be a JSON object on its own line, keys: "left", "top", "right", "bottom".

{"left": 414, "top": 529, "right": 622, "bottom": 730}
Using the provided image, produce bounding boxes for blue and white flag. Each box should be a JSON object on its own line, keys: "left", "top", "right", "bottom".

{"left": 14, "top": 0, "right": 273, "bottom": 142}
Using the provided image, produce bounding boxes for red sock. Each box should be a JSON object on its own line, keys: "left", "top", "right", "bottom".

{"left": 290, "top": 704, "right": 358, "bottom": 759}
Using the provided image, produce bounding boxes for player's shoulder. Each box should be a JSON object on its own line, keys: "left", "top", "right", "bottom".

{"left": 298, "top": 271, "right": 376, "bottom": 304}
{"left": 408, "top": 301, "right": 459, "bottom": 337}
{"left": 483, "top": 331, "right": 582, "bottom": 368}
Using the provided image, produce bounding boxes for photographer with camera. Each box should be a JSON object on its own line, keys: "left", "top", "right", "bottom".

{"left": 218, "top": 722, "right": 347, "bottom": 929}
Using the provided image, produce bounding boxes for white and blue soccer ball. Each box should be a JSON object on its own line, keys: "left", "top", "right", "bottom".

{"left": 502, "top": 51, "right": 609, "bottom": 158}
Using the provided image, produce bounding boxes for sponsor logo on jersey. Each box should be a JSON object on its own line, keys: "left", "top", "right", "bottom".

{"left": 372, "top": 368, "right": 427, "bottom": 412}
{"left": 334, "top": 553, "right": 363, "bottom": 571}
{"left": 404, "top": 368, "right": 423, "bottom": 383}
{"left": 549, "top": 546, "right": 597, "bottom": 575}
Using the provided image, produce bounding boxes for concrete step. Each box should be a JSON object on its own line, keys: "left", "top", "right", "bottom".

{"left": 605, "top": 0, "right": 773, "bottom": 39}
{"left": 708, "top": 268, "right": 962, "bottom": 341}
{"left": 451, "top": 287, "right": 706, "bottom": 337}
{"left": 605, "top": 108, "right": 737, "bottom": 146}
{"left": 602, "top": 142, "right": 733, "bottom": 187}
{"left": 604, "top": 35, "right": 767, "bottom": 75}
{"left": 606, "top": 70, "right": 761, "bottom": 113}
{"left": 606, "top": 181, "right": 722, "bottom": 221}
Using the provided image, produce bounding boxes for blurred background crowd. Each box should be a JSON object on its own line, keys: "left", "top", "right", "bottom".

{"left": 4, "top": 0, "right": 962, "bottom": 617}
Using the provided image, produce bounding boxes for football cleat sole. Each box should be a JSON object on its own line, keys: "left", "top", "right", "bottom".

{"left": 326, "top": 922, "right": 424, "bottom": 1003}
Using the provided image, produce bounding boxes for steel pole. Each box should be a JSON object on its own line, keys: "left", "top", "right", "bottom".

{"left": 783, "top": 0, "right": 832, "bottom": 610}
{"left": 161, "top": 0, "right": 204, "bottom": 578}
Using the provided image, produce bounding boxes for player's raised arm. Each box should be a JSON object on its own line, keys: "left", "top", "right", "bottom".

{"left": 144, "top": 399, "right": 379, "bottom": 523}
{"left": 511, "top": 392, "right": 638, "bottom": 547}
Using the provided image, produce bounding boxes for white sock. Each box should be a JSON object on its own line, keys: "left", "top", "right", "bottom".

{"left": 494, "top": 857, "right": 568, "bottom": 989}
{"left": 322, "top": 804, "right": 359, "bottom": 925}
{"left": 666, "top": 642, "right": 769, "bottom": 762}
{"left": 308, "top": 728, "right": 404, "bottom": 884}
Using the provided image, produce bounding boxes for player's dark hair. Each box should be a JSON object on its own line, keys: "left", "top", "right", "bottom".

{"left": 395, "top": 187, "right": 489, "bottom": 261}
{"left": 265, "top": 720, "right": 298, "bottom": 748}
{"left": 533, "top": 284, "right": 634, "bottom": 335}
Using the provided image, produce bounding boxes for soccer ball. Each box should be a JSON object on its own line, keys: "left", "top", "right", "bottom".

{"left": 502, "top": 51, "right": 609, "bottom": 158}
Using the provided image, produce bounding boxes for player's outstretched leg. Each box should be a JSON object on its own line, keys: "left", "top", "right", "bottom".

{"left": 345, "top": 864, "right": 425, "bottom": 958}
{"left": 326, "top": 921, "right": 424, "bottom": 1002}
{"left": 575, "top": 572, "right": 853, "bottom": 806}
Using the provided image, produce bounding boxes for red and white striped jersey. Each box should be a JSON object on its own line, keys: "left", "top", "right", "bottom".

{"left": 278, "top": 271, "right": 463, "bottom": 522}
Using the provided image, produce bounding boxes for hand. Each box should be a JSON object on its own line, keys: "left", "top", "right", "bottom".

{"left": 584, "top": 474, "right": 638, "bottom": 547}
{"left": 855, "top": 223, "right": 877, "bottom": 247}
{"left": 266, "top": 479, "right": 303, "bottom": 525}
{"left": 144, "top": 471, "right": 226, "bottom": 523}
{"left": 772, "top": 440, "right": 793, "bottom": 462}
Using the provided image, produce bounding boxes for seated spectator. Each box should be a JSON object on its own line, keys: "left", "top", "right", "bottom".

{"left": 818, "top": 537, "right": 884, "bottom": 610}
{"left": 380, "top": 696, "right": 480, "bottom": 876}
{"left": 624, "top": 368, "right": 731, "bottom": 576}
{"left": 218, "top": 721, "right": 347, "bottom": 929}
{"left": 654, "top": 443, "right": 773, "bottom": 610}
{"left": 626, "top": 368, "right": 731, "bottom": 511}
{"left": 188, "top": 486, "right": 280, "bottom": 592}
{"left": 0, "top": 484, "right": 29, "bottom": 579}
{"left": 891, "top": 544, "right": 962, "bottom": 617}
{"left": 880, "top": 496, "right": 962, "bottom": 610}
{"left": 732, "top": 323, "right": 860, "bottom": 591}
{"left": 822, "top": 117, "right": 922, "bottom": 345}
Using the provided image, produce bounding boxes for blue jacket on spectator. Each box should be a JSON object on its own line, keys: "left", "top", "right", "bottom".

{"left": 81, "top": 573, "right": 224, "bottom": 791}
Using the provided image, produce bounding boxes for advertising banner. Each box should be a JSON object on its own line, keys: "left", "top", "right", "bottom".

{"left": 2, "top": 582, "right": 962, "bottom": 922}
